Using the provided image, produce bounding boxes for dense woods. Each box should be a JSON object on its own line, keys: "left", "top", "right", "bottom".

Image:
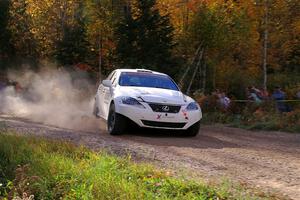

{"left": 0, "top": 0, "right": 299, "bottom": 97}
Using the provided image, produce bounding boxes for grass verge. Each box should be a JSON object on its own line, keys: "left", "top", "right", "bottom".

{"left": 202, "top": 111, "right": 300, "bottom": 133}
{"left": 0, "top": 132, "right": 269, "bottom": 200}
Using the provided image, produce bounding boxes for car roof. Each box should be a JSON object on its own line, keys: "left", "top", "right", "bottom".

{"left": 116, "top": 69, "right": 167, "bottom": 76}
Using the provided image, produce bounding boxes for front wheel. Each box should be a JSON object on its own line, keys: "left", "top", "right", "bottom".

{"left": 185, "top": 121, "right": 200, "bottom": 137}
{"left": 107, "top": 103, "right": 127, "bottom": 135}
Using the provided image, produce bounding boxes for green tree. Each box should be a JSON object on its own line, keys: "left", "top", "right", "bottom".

{"left": 8, "top": 0, "right": 37, "bottom": 58}
{"left": 26, "top": 0, "right": 93, "bottom": 59}
{"left": 0, "top": 0, "right": 14, "bottom": 71}
{"left": 55, "top": 2, "right": 90, "bottom": 66}
{"left": 0, "top": 0, "right": 13, "bottom": 58}
{"left": 115, "top": 0, "right": 177, "bottom": 75}
{"left": 181, "top": 1, "right": 254, "bottom": 96}
{"left": 84, "top": 0, "right": 122, "bottom": 78}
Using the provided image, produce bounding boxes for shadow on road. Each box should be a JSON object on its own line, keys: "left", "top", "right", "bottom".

{"left": 118, "top": 127, "right": 240, "bottom": 149}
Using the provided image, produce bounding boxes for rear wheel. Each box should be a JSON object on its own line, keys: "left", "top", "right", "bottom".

{"left": 107, "top": 103, "right": 127, "bottom": 135}
{"left": 185, "top": 121, "right": 200, "bottom": 137}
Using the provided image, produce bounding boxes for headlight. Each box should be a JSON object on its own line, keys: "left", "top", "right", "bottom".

{"left": 186, "top": 102, "right": 199, "bottom": 111}
{"left": 122, "top": 97, "right": 145, "bottom": 108}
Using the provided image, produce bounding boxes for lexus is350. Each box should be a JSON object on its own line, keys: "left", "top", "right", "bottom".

{"left": 93, "top": 69, "right": 202, "bottom": 136}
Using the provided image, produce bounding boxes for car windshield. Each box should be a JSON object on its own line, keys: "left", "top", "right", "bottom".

{"left": 119, "top": 72, "right": 179, "bottom": 91}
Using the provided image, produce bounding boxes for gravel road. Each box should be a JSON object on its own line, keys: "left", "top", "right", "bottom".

{"left": 0, "top": 114, "right": 299, "bottom": 200}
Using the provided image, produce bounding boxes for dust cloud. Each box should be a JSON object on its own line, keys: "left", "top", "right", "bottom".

{"left": 0, "top": 67, "right": 101, "bottom": 131}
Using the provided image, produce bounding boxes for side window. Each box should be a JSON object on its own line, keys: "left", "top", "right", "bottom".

{"left": 106, "top": 71, "right": 116, "bottom": 80}
{"left": 111, "top": 72, "right": 119, "bottom": 85}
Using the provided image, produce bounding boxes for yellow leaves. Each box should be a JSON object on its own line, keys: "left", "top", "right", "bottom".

{"left": 157, "top": 0, "right": 192, "bottom": 37}
{"left": 9, "top": 0, "right": 86, "bottom": 57}
{"left": 292, "top": 20, "right": 300, "bottom": 35}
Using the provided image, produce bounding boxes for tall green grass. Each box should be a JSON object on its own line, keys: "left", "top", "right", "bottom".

{"left": 202, "top": 110, "right": 300, "bottom": 133}
{"left": 0, "top": 132, "right": 266, "bottom": 200}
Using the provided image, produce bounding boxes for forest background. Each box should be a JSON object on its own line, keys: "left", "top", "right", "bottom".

{"left": 0, "top": 0, "right": 299, "bottom": 131}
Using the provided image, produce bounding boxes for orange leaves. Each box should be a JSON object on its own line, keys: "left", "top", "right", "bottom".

{"left": 186, "top": 0, "right": 200, "bottom": 13}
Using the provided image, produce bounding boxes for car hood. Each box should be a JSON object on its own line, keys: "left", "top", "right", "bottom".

{"left": 116, "top": 86, "right": 188, "bottom": 105}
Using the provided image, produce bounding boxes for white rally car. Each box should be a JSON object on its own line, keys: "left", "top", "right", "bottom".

{"left": 93, "top": 69, "right": 202, "bottom": 136}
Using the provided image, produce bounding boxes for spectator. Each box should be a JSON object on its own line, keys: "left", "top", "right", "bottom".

{"left": 251, "top": 86, "right": 263, "bottom": 99}
{"left": 272, "top": 87, "right": 291, "bottom": 112}
{"left": 219, "top": 92, "right": 231, "bottom": 110}
{"left": 247, "top": 87, "right": 262, "bottom": 104}
{"left": 212, "top": 89, "right": 220, "bottom": 97}
{"left": 260, "top": 88, "right": 270, "bottom": 100}
{"left": 209, "top": 89, "right": 221, "bottom": 111}
{"left": 297, "top": 90, "right": 300, "bottom": 99}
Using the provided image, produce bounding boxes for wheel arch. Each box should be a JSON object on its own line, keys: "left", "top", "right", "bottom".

{"left": 110, "top": 96, "right": 123, "bottom": 112}
{"left": 106, "top": 99, "right": 122, "bottom": 120}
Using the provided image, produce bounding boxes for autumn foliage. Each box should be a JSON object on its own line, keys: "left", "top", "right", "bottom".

{"left": 0, "top": 0, "right": 299, "bottom": 96}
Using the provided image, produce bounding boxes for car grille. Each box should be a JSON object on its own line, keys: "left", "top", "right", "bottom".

{"left": 148, "top": 103, "right": 181, "bottom": 113}
{"left": 141, "top": 120, "right": 186, "bottom": 128}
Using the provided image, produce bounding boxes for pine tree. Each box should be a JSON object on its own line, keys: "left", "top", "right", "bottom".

{"left": 55, "top": 2, "right": 89, "bottom": 66}
{"left": 55, "top": 24, "right": 89, "bottom": 66}
{"left": 115, "top": 0, "right": 176, "bottom": 74}
{"left": 0, "top": 0, "right": 14, "bottom": 71}
{"left": 0, "top": 0, "right": 13, "bottom": 58}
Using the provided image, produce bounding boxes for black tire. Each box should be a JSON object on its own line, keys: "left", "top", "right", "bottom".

{"left": 107, "top": 103, "right": 127, "bottom": 135}
{"left": 185, "top": 121, "right": 200, "bottom": 137}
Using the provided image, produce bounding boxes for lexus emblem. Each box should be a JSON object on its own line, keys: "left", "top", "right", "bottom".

{"left": 162, "top": 105, "right": 170, "bottom": 112}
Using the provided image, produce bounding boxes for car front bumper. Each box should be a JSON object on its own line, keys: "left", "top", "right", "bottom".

{"left": 116, "top": 103, "right": 202, "bottom": 130}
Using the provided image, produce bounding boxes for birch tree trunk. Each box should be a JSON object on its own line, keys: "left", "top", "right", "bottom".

{"left": 98, "top": 30, "right": 103, "bottom": 81}
{"left": 202, "top": 57, "right": 206, "bottom": 93}
{"left": 198, "top": 57, "right": 202, "bottom": 90}
{"left": 263, "top": 0, "right": 269, "bottom": 90}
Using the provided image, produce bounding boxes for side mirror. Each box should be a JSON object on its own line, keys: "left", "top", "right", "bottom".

{"left": 102, "top": 80, "right": 112, "bottom": 88}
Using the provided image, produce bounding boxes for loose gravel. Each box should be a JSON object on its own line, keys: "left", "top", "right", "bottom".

{"left": 1, "top": 115, "right": 299, "bottom": 200}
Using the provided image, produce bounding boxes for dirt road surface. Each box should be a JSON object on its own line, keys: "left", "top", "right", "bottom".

{"left": 0, "top": 114, "right": 299, "bottom": 199}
